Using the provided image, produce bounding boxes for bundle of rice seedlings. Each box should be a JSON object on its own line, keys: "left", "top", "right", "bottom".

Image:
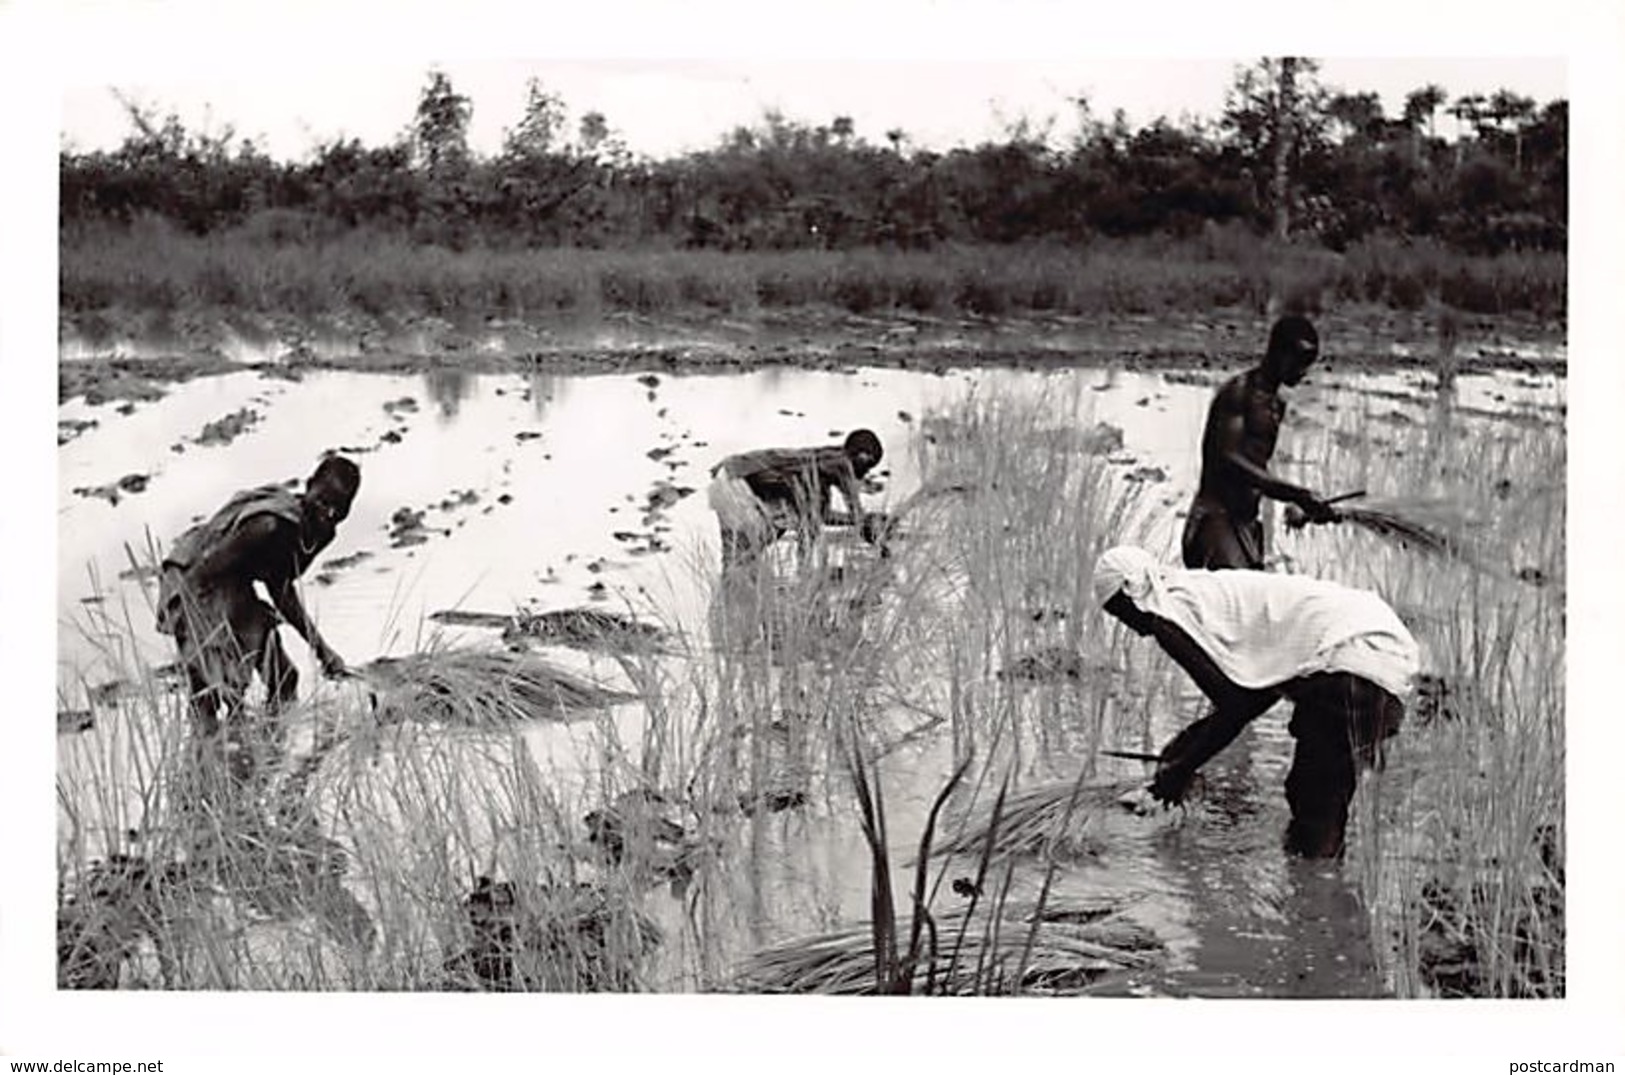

{"left": 357, "top": 646, "right": 640, "bottom": 729}
{"left": 736, "top": 897, "right": 1160, "bottom": 995}
{"left": 1290, "top": 495, "right": 1478, "bottom": 560}
{"left": 929, "top": 778, "right": 1145, "bottom": 862}
{"left": 429, "top": 607, "right": 675, "bottom": 655}
{"left": 498, "top": 607, "right": 672, "bottom": 653}
{"left": 1335, "top": 505, "right": 1459, "bottom": 557}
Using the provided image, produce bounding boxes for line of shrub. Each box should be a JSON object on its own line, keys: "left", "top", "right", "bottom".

{"left": 59, "top": 218, "right": 1567, "bottom": 322}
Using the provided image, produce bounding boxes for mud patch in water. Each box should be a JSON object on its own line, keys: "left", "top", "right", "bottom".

{"left": 72, "top": 472, "right": 152, "bottom": 505}
{"left": 191, "top": 407, "right": 262, "bottom": 448}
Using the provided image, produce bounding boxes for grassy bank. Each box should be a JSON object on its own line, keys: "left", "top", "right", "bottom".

{"left": 61, "top": 219, "right": 1567, "bottom": 324}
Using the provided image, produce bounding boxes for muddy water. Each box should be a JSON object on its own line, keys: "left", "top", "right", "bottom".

{"left": 56, "top": 359, "right": 1565, "bottom": 995}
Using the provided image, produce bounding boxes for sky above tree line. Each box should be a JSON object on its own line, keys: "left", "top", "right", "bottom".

{"left": 61, "top": 56, "right": 1565, "bottom": 163}
{"left": 38, "top": 1, "right": 1577, "bottom": 165}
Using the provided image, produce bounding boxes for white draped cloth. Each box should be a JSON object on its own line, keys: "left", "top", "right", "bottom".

{"left": 1092, "top": 546, "right": 1420, "bottom": 699}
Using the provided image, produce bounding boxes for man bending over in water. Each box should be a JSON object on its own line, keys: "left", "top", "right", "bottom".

{"left": 1185, "top": 315, "right": 1339, "bottom": 570}
{"left": 707, "top": 429, "right": 886, "bottom": 568}
{"left": 1095, "top": 545, "right": 1418, "bottom": 858}
{"left": 156, "top": 455, "right": 360, "bottom": 766}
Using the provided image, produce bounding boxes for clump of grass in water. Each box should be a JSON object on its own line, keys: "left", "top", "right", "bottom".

{"left": 743, "top": 743, "right": 1163, "bottom": 995}
{"left": 59, "top": 383, "right": 1171, "bottom": 993}
{"left": 719, "top": 387, "right": 1167, "bottom": 995}
{"left": 737, "top": 896, "right": 1159, "bottom": 995}
{"left": 900, "top": 386, "right": 1158, "bottom": 775}
{"left": 1283, "top": 378, "right": 1565, "bottom": 997}
{"left": 927, "top": 775, "right": 1146, "bottom": 862}
{"left": 57, "top": 589, "right": 674, "bottom": 989}
{"left": 359, "top": 644, "right": 640, "bottom": 729}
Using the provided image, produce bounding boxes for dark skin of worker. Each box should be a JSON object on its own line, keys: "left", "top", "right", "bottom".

{"left": 717, "top": 435, "right": 885, "bottom": 556}
{"left": 184, "top": 467, "right": 356, "bottom": 728}
{"left": 1188, "top": 320, "right": 1338, "bottom": 568}
{"left": 1103, "top": 590, "right": 1282, "bottom": 804}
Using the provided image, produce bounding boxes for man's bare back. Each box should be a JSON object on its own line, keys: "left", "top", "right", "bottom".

{"left": 708, "top": 430, "right": 884, "bottom": 566}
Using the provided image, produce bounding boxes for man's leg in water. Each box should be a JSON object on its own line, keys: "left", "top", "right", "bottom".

{"left": 172, "top": 624, "right": 261, "bottom": 825}
{"left": 1283, "top": 674, "right": 1401, "bottom": 858}
{"left": 230, "top": 603, "right": 295, "bottom": 785}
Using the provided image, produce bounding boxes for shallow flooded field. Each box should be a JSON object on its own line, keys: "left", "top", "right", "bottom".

{"left": 56, "top": 354, "right": 1566, "bottom": 996}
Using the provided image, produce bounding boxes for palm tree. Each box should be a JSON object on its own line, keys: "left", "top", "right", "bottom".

{"left": 1404, "top": 84, "right": 1448, "bottom": 139}
{"left": 1488, "top": 89, "right": 1537, "bottom": 171}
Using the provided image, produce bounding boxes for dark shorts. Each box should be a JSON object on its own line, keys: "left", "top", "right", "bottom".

{"left": 165, "top": 584, "right": 288, "bottom": 731}
{"left": 1182, "top": 497, "right": 1265, "bottom": 570}
{"left": 1282, "top": 673, "right": 1405, "bottom": 858}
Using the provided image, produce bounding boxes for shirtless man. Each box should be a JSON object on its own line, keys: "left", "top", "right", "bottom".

{"left": 156, "top": 455, "right": 360, "bottom": 743}
{"left": 1184, "top": 316, "right": 1337, "bottom": 570}
{"left": 707, "top": 429, "right": 885, "bottom": 567}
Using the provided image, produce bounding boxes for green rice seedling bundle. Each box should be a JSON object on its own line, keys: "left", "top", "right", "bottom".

{"left": 359, "top": 646, "right": 640, "bottom": 728}
{"left": 735, "top": 897, "right": 1160, "bottom": 995}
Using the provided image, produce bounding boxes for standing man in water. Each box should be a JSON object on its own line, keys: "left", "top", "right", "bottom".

{"left": 1184, "top": 315, "right": 1339, "bottom": 570}
{"left": 156, "top": 455, "right": 360, "bottom": 768}
{"left": 1094, "top": 546, "right": 1418, "bottom": 858}
{"left": 707, "top": 429, "right": 886, "bottom": 568}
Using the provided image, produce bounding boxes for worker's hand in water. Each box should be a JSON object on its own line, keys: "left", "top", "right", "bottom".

{"left": 1149, "top": 760, "right": 1198, "bottom": 807}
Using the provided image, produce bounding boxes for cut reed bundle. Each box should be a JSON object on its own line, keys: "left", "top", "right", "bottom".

{"left": 930, "top": 778, "right": 1145, "bottom": 861}
{"left": 428, "top": 606, "right": 673, "bottom": 654}
{"left": 1291, "top": 495, "right": 1478, "bottom": 560}
{"left": 359, "top": 647, "right": 639, "bottom": 728}
{"left": 1336, "top": 506, "right": 1459, "bottom": 557}
{"left": 736, "top": 897, "right": 1160, "bottom": 995}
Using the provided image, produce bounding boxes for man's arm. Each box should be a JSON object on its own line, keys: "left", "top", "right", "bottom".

{"left": 1146, "top": 616, "right": 1280, "bottom": 803}
{"left": 269, "top": 575, "right": 347, "bottom": 676}
{"left": 202, "top": 515, "right": 347, "bottom": 676}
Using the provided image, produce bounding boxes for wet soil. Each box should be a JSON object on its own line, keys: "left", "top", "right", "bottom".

{"left": 58, "top": 306, "right": 1565, "bottom": 407}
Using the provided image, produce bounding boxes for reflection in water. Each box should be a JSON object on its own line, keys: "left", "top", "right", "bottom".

{"left": 527, "top": 370, "right": 565, "bottom": 421}
{"left": 424, "top": 367, "right": 473, "bottom": 419}
{"left": 1145, "top": 725, "right": 1387, "bottom": 998}
{"left": 1424, "top": 382, "right": 1457, "bottom": 479}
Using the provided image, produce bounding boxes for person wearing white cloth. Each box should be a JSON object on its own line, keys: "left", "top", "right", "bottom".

{"left": 1094, "top": 545, "right": 1420, "bottom": 858}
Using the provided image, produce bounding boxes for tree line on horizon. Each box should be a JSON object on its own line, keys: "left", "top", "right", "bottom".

{"left": 59, "top": 59, "right": 1567, "bottom": 259}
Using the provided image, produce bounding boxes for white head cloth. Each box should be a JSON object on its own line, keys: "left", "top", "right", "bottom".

{"left": 1092, "top": 545, "right": 1420, "bottom": 699}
